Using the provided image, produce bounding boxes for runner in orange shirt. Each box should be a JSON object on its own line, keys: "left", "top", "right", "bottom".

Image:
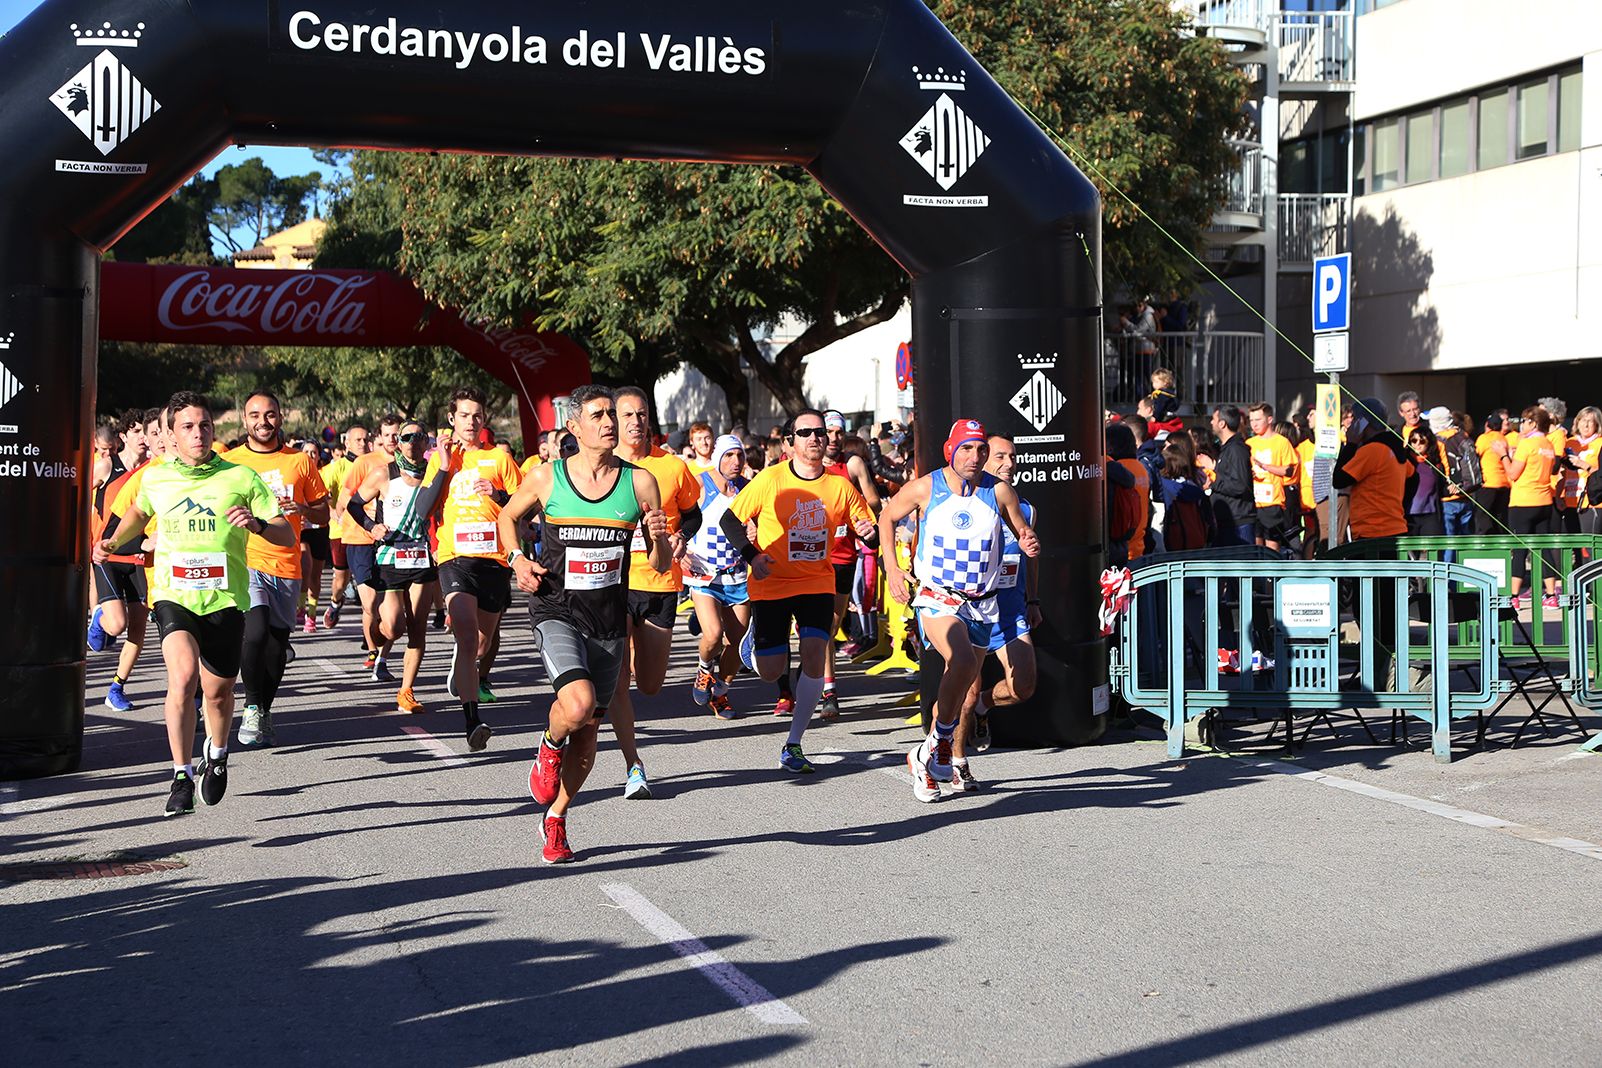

{"left": 93, "top": 407, "right": 160, "bottom": 712}
{"left": 222, "top": 390, "right": 330, "bottom": 748}
{"left": 340, "top": 415, "right": 402, "bottom": 679}
{"left": 1245, "top": 402, "right": 1300, "bottom": 552}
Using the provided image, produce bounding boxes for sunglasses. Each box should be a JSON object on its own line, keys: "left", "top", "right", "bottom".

{"left": 791, "top": 427, "right": 827, "bottom": 440}
{"left": 398, "top": 432, "right": 426, "bottom": 444}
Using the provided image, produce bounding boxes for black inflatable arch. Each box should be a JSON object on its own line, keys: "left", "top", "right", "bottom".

{"left": 0, "top": 0, "right": 1104, "bottom": 777}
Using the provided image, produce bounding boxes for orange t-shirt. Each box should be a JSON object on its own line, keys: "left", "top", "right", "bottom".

{"left": 1508, "top": 433, "right": 1556, "bottom": 508}
{"left": 1553, "top": 429, "right": 1580, "bottom": 507}
{"left": 221, "top": 443, "right": 329, "bottom": 579}
{"left": 339, "top": 452, "right": 393, "bottom": 546}
{"left": 96, "top": 461, "right": 149, "bottom": 565}
{"left": 424, "top": 446, "right": 523, "bottom": 565}
{"left": 1476, "top": 431, "right": 1510, "bottom": 489}
{"left": 624, "top": 447, "right": 701, "bottom": 594}
{"left": 1577, "top": 437, "right": 1602, "bottom": 510}
{"left": 1115, "top": 458, "right": 1150, "bottom": 560}
{"left": 1246, "top": 432, "right": 1299, "bottom": 508}
{"left": 729, "top": 460, "right": 872, "bottom": 600}
{"left": 1343, "top": 441, "right": 1409, "bottom": 539}
{"left": 1296, "top": 439, "right": 1317, "bottom": 510}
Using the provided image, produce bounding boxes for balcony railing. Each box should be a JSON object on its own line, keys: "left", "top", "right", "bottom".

{"left": 1186, "top": 3, "right": 1354, "bottom": 86}
{"left": 1278, "top": 193, "right": 1350, "bottom": 264}
{"left": 1223, "top": 142, "right": 1264, "bottom": 218}
{"left": 1104, "top": 331, "right": 1265, "bottom": 412}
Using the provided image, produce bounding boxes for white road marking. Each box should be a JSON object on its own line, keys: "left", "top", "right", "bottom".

{"left": 600, "top": 882, "right": 808, "bottom": 1026}
{"left": 315, "top": 657, "right": 346, "bottom": 679}
{"left": 399, "top": 725, "right": 467, "bottom": 767}
{"left": 1246, "top": 756, "right": 1602, "bottom": 862}
{"left": 0, "top": 782, "right": 20, "bottom": 818}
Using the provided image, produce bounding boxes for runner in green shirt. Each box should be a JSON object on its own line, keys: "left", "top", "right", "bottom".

{"left": 94, "top": 392, "right": 293, "bottom": 818}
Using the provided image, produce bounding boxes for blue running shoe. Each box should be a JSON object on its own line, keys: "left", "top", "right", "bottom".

{"left": 779, "top": 743, "right": 814, "bottom": 774}
{"left": 87, "top": 607, "right": 108, "bottom": 652}
{"left": 623, "top": 763, "right": 652, "bottom": 800}
{"left": 739, "top": 625, "right": 757, "bottom": 673}
{"left": 104, "top": 681, "right": 133, "bottom": 712}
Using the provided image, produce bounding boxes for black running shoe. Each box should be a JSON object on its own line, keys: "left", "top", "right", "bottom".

{"left": 973, "top": 712, "right": 992, "bottom": 753}
{"left": 817, "top": 691, "right": 842, "bottom": 721}
{"left": 196, "top": 751, "right": 228, "bottom": 807}
{"left": 165, "top": 771, "right": 196, "bottom": 817}
{"left": 466, "top": 713, "right": 493, "bottom": 752}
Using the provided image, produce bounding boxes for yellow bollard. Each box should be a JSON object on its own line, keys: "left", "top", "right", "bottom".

{"left": 867, "top": 541, "right": 920, "bottom": 677}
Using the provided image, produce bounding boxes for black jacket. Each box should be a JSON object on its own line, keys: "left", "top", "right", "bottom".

{"left": 1211, "top": 435, "right": 1256, "bottom": 526}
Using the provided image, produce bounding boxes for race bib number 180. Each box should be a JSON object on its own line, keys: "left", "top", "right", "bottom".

{"left": 567, "top": 546, "right": 624, "bottom": 590}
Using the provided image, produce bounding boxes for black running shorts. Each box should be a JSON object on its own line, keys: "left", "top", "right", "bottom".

{"left": 626, "top": 588, "right": 678, "bottom": 631}
{"left": 440, "top": 557, "right": 512, "bottom": 614}
{"left": 93, "top": 561, "right": 148, "bottom": 606}
{"left": 302, "top": 526, "right": 331, "bottom": 564}
{"left": 153, "top": 601, "right": 245, "bottom": 678}
{"left": 750, "top": 592, "right": 834, "bottom": 658}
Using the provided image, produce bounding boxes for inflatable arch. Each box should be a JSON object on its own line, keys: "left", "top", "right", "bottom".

{"left": 0, "top": 0, "right": 1103, "bottom": 776}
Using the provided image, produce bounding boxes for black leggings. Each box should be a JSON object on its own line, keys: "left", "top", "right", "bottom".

{"left": 1473, "top": 486, "right": 1510, "bottom": 534}
{"left": 1508, "top": 504, "right": 1555, "bottom": 587}
{"left": 241, "top": 606, "right": 291, "bottom": 711}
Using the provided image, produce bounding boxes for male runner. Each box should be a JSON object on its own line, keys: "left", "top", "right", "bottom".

{"left": 686, "top": 421, "right": 716, "bottom": 476}
{"left": 296, "top": 438, "right": 330, "bottom": 633}
{"left": 684, "top": 434, "right": 750, "bottom": 719}
{"left": 720, "top": 409, "right": 877, "bottom": 773}
{"left": 610, "top": 386, "right": 701, "bottom": 799}
{"left": 878, "top": 420, "right": 1038, "bottom": 803}
{"left": 93, "top": 392, "right": 293, "bottom": 816}
{"left": 502, "top": 384, "right": 670, "bottom": 863}
{"left": 340, "top": 415, "right": 401, "bottom": 678}
{"left": 322, "top": 423, "right": 369, "bottom": 629}
{"left": 346, "top": 419, "right": 446, "bottom": 713}
{"left": 951, "top": 434, "right": 1041, "bottom": 790}
{"left": 224, "top": 391, "right": 331, "bottom": 748}
{"left": 427, "top": 387, "right": 522, "bottom": 750}
{"left": 88, "top": 410, "right": 147, "bottom": 652}
{"left": 92, "top": 408, "right": 159, "bottom": 709}
{"left": 821, "top": 409, "right": 881, "bottom": 718}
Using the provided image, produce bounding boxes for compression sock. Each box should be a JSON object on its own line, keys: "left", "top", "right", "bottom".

{"left": 462, "top": 702, "right": 480, "bottom": 726}
{"left": 932, "top": 717, "right": 957, "bottom": 743}
{"left": 787, "top": 673, "right": 826, "bottom": 746}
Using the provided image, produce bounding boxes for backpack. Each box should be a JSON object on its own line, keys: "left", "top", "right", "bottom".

{"left": 1108, "top": 477, "right": 1143, "bottom": 546}
{"left": 1163, "top": 496, "right": 1210, "bottom": 552}
{"left": 1445, "top": 433, "right": 1483, "bottom": 494}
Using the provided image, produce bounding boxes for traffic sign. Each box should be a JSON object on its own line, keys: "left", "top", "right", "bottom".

{"left": 1312, "top": 253, "right": 1350, "bottom": 333}
{"left": 1313, "top": 331, "right": 1349, "bottom": 373}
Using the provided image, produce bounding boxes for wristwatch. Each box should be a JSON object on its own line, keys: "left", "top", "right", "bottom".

{"left": 507, "top": 547, "right": 527, "bottom": 565}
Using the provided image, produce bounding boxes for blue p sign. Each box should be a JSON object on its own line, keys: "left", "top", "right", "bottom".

{"left": 1312, "top": 253, "right": 1350, "bottom": 333}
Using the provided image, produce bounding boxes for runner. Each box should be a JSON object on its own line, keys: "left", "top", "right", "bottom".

{"left": 296, "top": 438, "right": 329, "bottom": 634}
{"left": 87, "top": 411, "right": 145, "bottom": 652}
{"left": 501, "top": 384, "right": 670, "bottom": 863}
{"left": 821, "top": 409, "right": 881, "bottom": 719}
{"left": 609, "top": 386, "right": 702, "bottom": 799}
{"left": 686, "top": 421, "right": 716, "bottom": 476}
{"left": 345, "top": 419, "right": 446, "bottom": 714}
{"left": 223, "top": 391, "right": 331, "bottom": 749}
{"left": 719, "top": 409, "right": 877, "bottom": 773}
{"left": 426, "top": 387, "right": 522, "bottom": 750}
{"left": 340, "top": 415, "right": 401, "bottom": 679}
{"left": 93, "top": 392, "right": 293, "bottom": 816}
{"left": 951, "top": 434, "right": 1041, "bottom": 790}
{"left": 878, "top": 420, "right": 1039, "bottom": 803}
{"left": 684, "top": 434, "right": 751, "bottom": 719}
{"left": 91, "top": 408, "right": 160, "bottom": 709}
{"left": 322, "top": 423, "right": 369, "bottom": 629}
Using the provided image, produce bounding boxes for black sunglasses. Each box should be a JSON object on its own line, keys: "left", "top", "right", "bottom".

{"left": 398, "top": 431, "right": 426, "bottom": 444}
{"left": 792, "top": 427, "right": 827, "bottom": 440}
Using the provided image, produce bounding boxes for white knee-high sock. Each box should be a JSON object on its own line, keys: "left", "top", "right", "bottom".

{"left": 787, "top": 673, "right": 826, "bottom": 746}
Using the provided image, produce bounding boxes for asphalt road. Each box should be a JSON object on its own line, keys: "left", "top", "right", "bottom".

{"left": 6, "top": 595, "right": 1602, "bottom": 1066}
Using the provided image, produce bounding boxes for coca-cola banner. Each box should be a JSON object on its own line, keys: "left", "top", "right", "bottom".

{"left": 101, "top": 262, "right": 591, "bottom": 443}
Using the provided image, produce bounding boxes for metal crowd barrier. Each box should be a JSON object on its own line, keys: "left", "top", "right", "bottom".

{"left": 1566, "top": 558, "right": 1602, "bottom": 752}
{"left": 1110, "top": 559, "right": 1503, "bottom": 763}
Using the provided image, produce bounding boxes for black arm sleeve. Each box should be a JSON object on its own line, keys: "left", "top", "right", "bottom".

{"left": 411, "top": 469, "right": 448, "bottom": 521}
{"left": 678, "top": 503, "right": 703, "bottom": 540}
{"left": 345, "top": 492, "right": 377, "bottom": 533}
{"left": 720, "top": 507, "right": 759, "bottom": 563}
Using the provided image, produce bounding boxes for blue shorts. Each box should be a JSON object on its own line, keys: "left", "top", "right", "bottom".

{"left": 689, "top": 581, "right": 749, "bottom": 607}
{"left": 913, "top": 587, "right": 1000, "bottom": 649}
{"left": 345, "top": 543, "right": 379, "bottom": 588}
{"left": 987, "top": 589, "right": 1032, "bottom": 653}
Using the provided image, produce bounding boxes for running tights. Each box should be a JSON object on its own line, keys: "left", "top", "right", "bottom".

{"left": 241, "top": 606, "right": 291, "bottom": 711}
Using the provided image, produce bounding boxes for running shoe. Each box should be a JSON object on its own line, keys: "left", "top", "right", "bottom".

{"left": 195, "top": 750, "right": 228, "bottom": 807}
{"left": 772, "top": 696, "right": 795, "bottom": 717}
{"left": 839, "top": 639, "right": 864, "bottom": 660}
{"left": 303, "top": 614, "right": 316, "bottom": 635}
{"left": 372, "top": 658, "right": 395, "bottom": 683}
{"left": 540, "top": 814, "right": 574, "bottom": 864}
{"left": 164, "top": 771, "right": 195, "bottom": 818}
{"left": 364, "top": 650, "right": 377, "bottom": 673}
{"left": 624, "top": 763, "right": 652, "bottom": 800}
{"left": 465, "top": 713, "right": 493, "bottom": 752}
{"left": 530, "top": 734, "right": 565, "bottom": 805}
{"left": 779, "top": 743, "right": 814, "bottom": 774}
{"left": 432, "top": 607, "right": 446, "bottom": 630}
{"left": 951, "top": 760, "right": 980, "bottom": 793}
{"left": 477, "top": 683, "right": 497, "bottom": 704}
{"left": 1542, "top": 594, "right": 1560, "bottom": 609}
{"left": 692, "top": 667, "right": 716, "bottom": 706}
{"left": 324, "top": 602, "right": 341, "bottom": 629}
{"left": 396, "top": 688, "right": 425, "bottom": 714}
{"left": 738, "top": 625, "right": 757, "bottom": 673}
{"left": 104, "top": 681, "right": 133, "bottom": 713}
{"left": 973, "top": 711, "right": 992, "bottom": 753}
{"left": 927, "top": 733, "right": 954, "bottom": 780}
{"left": 284, "top": 644, "right": 297, "bottom": 667}
{"left": 817, "top": 691, "right": 841, "bottom": 722}
{"left": 712, "top": 675, "right": 731, "bottom": 698}
{"left": 906, "top": 744, "right": 941, "bottom": 803}
{"left": 1511, "top": 593, "right": 1529, "bottom": 612}
{"left": 236, "top": 706, "right": 273, "bottom": 749}
{"left": 709, "top": 694, "right": 738, "bottom": 720}
{"left": 87, "top": 607, "right": 108, "bottom": 652}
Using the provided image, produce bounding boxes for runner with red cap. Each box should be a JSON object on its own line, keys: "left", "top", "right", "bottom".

{"left": 878, "top": 419, "right": 1039, "bottom": 803}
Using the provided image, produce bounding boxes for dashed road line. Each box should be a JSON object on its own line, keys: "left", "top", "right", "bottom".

{"left": 399, "top": 725, "right": 467, "bottom": 767}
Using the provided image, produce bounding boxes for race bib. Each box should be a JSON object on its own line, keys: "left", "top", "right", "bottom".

{"left": 1253, "top": 481, "right": 1276, "bottom": 505}
{"left": 393, "top": 547, "right": 429, "bottom": 570}
{"left": 631, "top": 524, "right": 647, "bottom": 554}
{"left": 835, "top": 523, "right": 848, "bottom": 538}
{"left": 171, "top": 552, "right": 227, "bottom": 591}
{"left": 999, "top": 555, "right": 1021, "bottom": 589}
{"left": 787, "top": 526, "right": 826, "bottom": 562}
{"left": 262, "top": 470, "right": 288, "bottom": 499}
{"left": 453, "top": 522, "right": 498, "bottom": 556}
{"left": 567, "top": 546, "right": 624, "bottom": 590}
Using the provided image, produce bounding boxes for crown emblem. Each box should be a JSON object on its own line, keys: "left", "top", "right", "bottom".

{"left": 0, "top": 332, "right": 13, "bottom": 350}
{"left": 72, "top": 21, "right": 145, "bottom": 47}
{"left": 912, "top": 65, "right": 966, "bottom": 92}
{"left": 1018, "top": 352, "right": 1058, "bottom": 370}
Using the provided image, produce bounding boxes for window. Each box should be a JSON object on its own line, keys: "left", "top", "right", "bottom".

{"left": 1352, "top": 126, "right": 1366, "bottom": 196}
{"left": 1516, "top": 77, "right": 1550, "bottom": 159}
{"left": 1478, "top": 89, "right": 1509, "bottom": 170}
{"left": 1405, "top": 111, "right": 1432, "bottom": 184}
{"left": 1439, "top": 98, "right": 1471, "bottom": 179}
{"left": 1371, "top": 117, "right": 1400, "bottom": 191}
{"left": 1558, "top": 69, "right": 1582, "bottom": 153}
{"left": 1281, "top": 139, "right": 1313, "bottom": 193}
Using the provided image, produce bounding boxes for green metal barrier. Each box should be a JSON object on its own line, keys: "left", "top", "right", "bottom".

{"left": 1566, "top": 558, "right": 1602, "bottom": 752}
{"left": 1109, "top": 559, "right": 1503, "bottom": 763}
{"left": 1329, "top": 534, "right": 1602, "bottom": 661}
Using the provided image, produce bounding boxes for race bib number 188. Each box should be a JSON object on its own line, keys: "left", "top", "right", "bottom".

{"left": 454, "top": 522, "right": 498, "bottom": 556}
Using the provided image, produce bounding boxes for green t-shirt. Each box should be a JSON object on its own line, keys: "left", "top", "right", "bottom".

{"left": 136, "top": 455, "right": 281, "bottom": 615}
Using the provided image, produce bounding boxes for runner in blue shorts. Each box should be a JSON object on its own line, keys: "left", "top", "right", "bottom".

{"left": 684, "top": 435, "right": 751, "bottom": 719}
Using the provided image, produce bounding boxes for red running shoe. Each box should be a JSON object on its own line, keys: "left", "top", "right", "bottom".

{"left": 540, "top": 814, "right": 574, "bottom": 864}
{"left": 529, "top": 734, "right": 565, "bottom": 806}
{"left": 772, "top": 696, "right": 795, "bottom": 717}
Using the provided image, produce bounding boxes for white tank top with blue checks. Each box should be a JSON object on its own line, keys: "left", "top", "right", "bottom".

{"left": 915, "top": 471, "right": 1004, "bottom": 598}
{"left": 686, "top": 471, "right": 748, "bottom": 586}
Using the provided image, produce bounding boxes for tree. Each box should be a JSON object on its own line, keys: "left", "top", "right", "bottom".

{"left": 930, "top": 0, "right": 1250, "bottom": 297}
{"left": 107, "top": 176, "right": 217, "bottom": 265}
{"left": 207, "top": 157, "right": 324, "bottom": 254}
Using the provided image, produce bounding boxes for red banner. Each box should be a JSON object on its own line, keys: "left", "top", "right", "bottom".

{"left": 100, "top": 262, "right": 591, "bottom": 447}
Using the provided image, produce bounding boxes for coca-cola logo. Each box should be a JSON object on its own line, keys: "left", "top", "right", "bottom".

{"left": 155, "top": 270, "right": 375, "bottom": 337}
{"left": 471, "top": 322, "right": 555, "bottom": 372}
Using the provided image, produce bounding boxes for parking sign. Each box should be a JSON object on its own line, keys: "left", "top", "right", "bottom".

{"left": 1312, "top": 253, "right": 1350, "bottom": 333}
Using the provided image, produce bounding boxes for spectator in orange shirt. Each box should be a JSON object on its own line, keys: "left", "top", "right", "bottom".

{"left": 1332, "top": 397, "right": 1409, "bottom": 541}
{"left": 1501, "top": 406, "right": 1560, "bottom": 608}
{"left": 1475, "top": 410, "right": 1513, "bottom": 534}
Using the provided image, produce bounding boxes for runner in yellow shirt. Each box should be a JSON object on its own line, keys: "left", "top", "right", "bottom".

{"left": 1245, "top": 402, "right": 1300, "bottom": 552}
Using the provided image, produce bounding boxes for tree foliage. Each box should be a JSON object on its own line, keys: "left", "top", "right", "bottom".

{"left": 207, "top": 157, "right": 324, "bottom": 254}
